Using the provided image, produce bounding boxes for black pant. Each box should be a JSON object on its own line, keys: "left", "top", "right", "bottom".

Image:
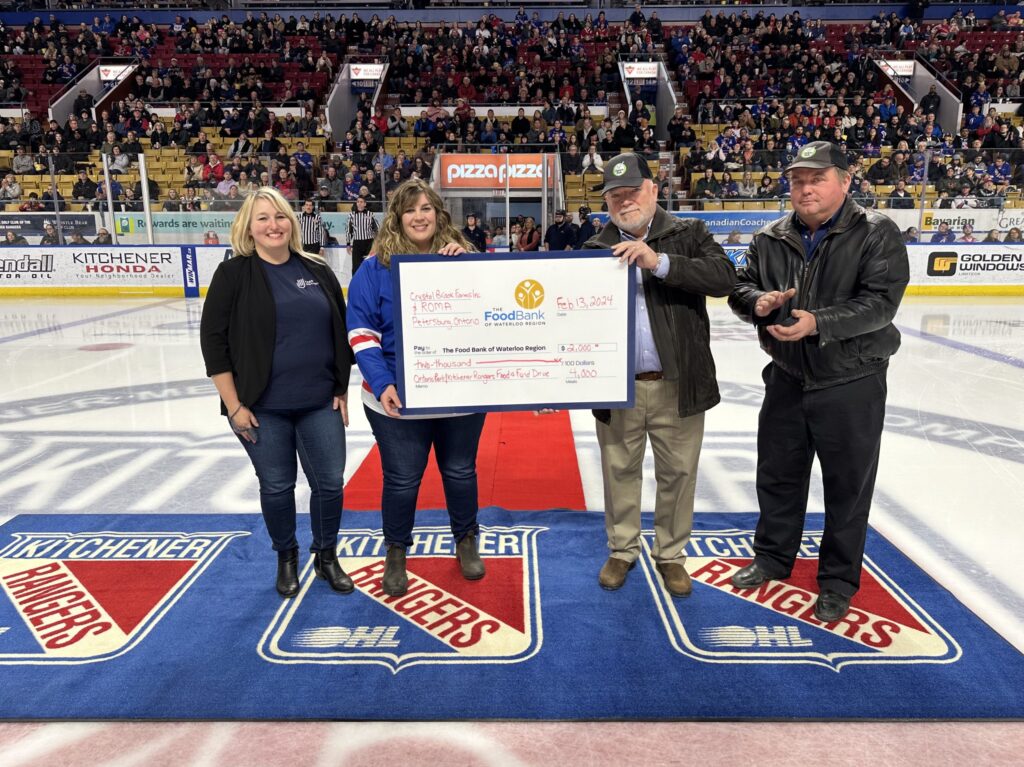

{"left": 752, "top": 363, "right": 887, "bottom": 598}
{"left": 351, "top": 239, "right": 373, "bottom": 275}
{"left": 302, "top": 243, "right": 322, "bottom": 255}
{"left": 364, "top": 408, "right": 486, "bottom": 549}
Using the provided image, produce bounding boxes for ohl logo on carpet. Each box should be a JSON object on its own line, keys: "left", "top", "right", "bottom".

{"left": 260, "top": 525, "right": 546, "bottom": 672}
{"left": 0, "top": 530, "right": 248, "bottom": 663}
{"left": 647, "top": 528, "right": 962, "bottom": 671}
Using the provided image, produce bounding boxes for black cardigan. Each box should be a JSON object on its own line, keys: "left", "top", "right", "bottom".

{"left": 199, "top": 253, "right": 354, "bottom": 415}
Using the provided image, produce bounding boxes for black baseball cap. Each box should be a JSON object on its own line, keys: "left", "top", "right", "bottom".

{"left": 786, "top": 141, "right": 849, "bottom": 173}
{"left": 600, "top": 152, "right": 654, "bottom": 194}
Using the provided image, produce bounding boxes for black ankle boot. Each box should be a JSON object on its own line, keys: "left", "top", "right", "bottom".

{"left": 382, "top": 546, "right": 408, "bottom": 596}
{"left": 314, "top": 548, "right": 354, "bottom": 594}
{"left": 276, "top": 547, "right": 300, "bottom": 598}
{"left": 456, "top": 533, "right": 485, "bottom": 580}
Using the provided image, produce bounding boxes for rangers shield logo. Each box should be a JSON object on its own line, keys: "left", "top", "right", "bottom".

{"left": 643, "top": 528, "right": 961, "bottom": 671}
{"left": 259, "top": 525, "right": 546, "bottom": 672}
{"left": 0, "top": 530, "right": 248, "bottom": 664}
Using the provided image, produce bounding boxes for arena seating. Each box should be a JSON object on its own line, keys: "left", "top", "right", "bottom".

{"left": 2, "top": 8, "right": 1024, "bottom": 241}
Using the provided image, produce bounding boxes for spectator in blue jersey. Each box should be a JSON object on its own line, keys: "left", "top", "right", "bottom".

{"left": 292, "top": 142, "right": 314, "bottom": 172}
{"left": 930, "top": 222, "right": 956, "bottom": 244}
{"left": 786, "top": 127, "right": 809, "bottom": 159}
{"left": 909, "top": 157, "right": 928, "bottom": 184}
{"left": 346, "top": 178, "right": 485, "bottom": 598}
{"left": 200, "top": 187, "right": 355, "bottom": 600}
{"left": 971, "top": 84, "right": 992, "bottom": 111}
{"left": 343, "top": 172, "right": 362, "bottom": 201}
{"left": 374, "top": 146, "right": 395, "bottom": 174}
{"left": 413, "top": 113, "right": 435, "bottom": 138}
{"left": 776, "top": 174, "right": 791, "bottom": 198}
{"left": 965, "top": 105, "right": 985, "bottom": 133}
{"left": 989, "top": 155, "right": 1013, "bottom": 186}
{"left": 878, "top": 97, "right": 898, "bottom": 123}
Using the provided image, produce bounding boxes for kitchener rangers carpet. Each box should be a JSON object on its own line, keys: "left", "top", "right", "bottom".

{"left": 0, "top": 508, "right": 1022, "bottom": 721}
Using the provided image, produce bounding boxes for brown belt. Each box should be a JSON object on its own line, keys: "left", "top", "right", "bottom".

{"left": 635, "top": 371, "right": 664, "bottom": 381}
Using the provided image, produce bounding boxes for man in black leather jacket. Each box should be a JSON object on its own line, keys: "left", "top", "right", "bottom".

{"left": 727, "top": 141, "right": 909, "bottom": 622}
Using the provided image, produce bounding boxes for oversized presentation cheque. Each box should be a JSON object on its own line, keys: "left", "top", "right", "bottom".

{"left": 391, "top": 249, "right": 636, "bottom": 414}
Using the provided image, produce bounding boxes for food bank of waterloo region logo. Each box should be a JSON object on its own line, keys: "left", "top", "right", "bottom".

{"left": 0, "top": 530, "right": 247, "bottom": 663}
{"left": 514, "top": 279, "right": 545, "bottom": 309}
{"left": 260, "top": 526, "right": 546, "bottom": 672}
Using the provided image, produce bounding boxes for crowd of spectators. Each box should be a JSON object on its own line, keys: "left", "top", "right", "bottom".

{"left": 901, "top": 222, "right": 1024, "bottom": 244}
{"left": 356, "top": 7, "right": 649, "bottom": 164}
{"left": 0, "top": 12, "right": 344, "bottom": 210}
{"left": 383, "top": 8, "right": 627, "bottom": 107}
{"left": 0, "top": 7, "right": 642, "bottom": 215}
{"left": 5, "top": 5, "right": 1024, "bottom": 236}
{"left": 0, "top": 15, "right": 112, "bottom": 95}
{"left": 663, "top": 8, "right": 1024, "bottom": 214}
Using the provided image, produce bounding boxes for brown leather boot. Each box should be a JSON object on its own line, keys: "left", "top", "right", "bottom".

{"left": 598, "top": 557, "right": 635, "bottom": 590}
{"left": 656, "top": 562, "right": 692, "bottom": 598}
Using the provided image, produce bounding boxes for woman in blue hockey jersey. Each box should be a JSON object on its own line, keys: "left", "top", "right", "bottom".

{"left": 346, "top": 178, "right": 485, "bottom": 597}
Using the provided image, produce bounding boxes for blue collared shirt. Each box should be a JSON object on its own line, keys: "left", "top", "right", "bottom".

{"left": 620, "top": 223, "right": 670, "bottom": 373}
{"left": 793, "top": 199, "right": 846, "bottom": 262}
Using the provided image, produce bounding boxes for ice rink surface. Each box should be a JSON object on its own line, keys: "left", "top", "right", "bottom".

{"left": 0, "top": 294, "right": 1021, "bottom": 764}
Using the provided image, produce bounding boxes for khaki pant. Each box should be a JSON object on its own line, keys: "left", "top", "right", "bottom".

{"left": 596, "top": 379, "right": 705, "bottom": 564}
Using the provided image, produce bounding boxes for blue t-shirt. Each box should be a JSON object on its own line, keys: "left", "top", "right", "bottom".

{"left": 256, "top": 256, "right": 335, "bottom": 410}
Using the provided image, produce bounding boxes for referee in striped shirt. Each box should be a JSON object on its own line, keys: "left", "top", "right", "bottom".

{"left": 299, "top": 199, "right": 328, "bottom": 254}
{"left": 347, "top": 196, "right": 379, "bottom": 276}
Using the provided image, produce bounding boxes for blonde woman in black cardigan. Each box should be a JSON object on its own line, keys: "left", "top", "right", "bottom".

{"left": 200, "top": 187, "right": 355, "bottom": 599}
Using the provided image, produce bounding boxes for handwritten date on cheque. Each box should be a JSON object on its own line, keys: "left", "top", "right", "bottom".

{"left": 555, "top": 294, "right": 615, "bottom": 311}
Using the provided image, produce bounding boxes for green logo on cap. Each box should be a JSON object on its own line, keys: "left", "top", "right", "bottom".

{"left": 799, "top": 146, "right": 817, "bottom": 158}
{"left": 612, "top": 162, "right": 626, "bottom": 176}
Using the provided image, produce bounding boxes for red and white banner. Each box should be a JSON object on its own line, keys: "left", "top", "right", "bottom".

{"left": 880, "top": 59, "right": 915, "bottom": 78}
{"left": 622, "top": 62, "right": 659, "bottom": 79}
{"left": 99, "top": 65, "right": 133, "bottom": 82}
{"left": 348, "top": 64, "right": 384, "bottom": 81}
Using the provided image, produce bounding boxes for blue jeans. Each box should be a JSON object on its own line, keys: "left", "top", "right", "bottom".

{"left": 236, "top": 403, "right": 346, "bottom": 553}
{"left": 364, "top": 408, "right": 486, "bottom": 548}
